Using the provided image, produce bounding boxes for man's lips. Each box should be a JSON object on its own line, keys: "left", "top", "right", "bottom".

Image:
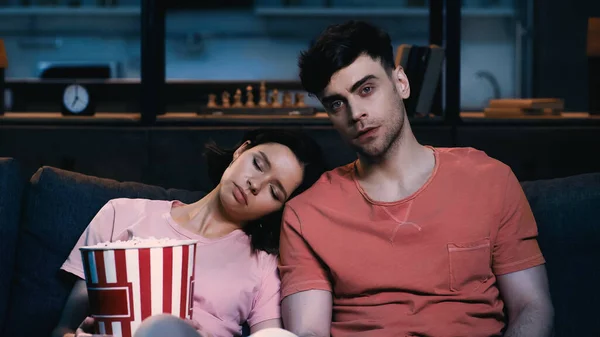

{"left": 354, "top": 126, "right": 379, "bottom": 140}
{"left": 233, "top": 183, "right": 248, "bottom": 205}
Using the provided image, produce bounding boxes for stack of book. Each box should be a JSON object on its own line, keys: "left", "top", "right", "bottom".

{"left": 483, "top": 98, "right": 564, "bottom": 118}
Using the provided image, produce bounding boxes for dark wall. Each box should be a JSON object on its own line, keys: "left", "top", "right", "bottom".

{"left": 455, "top": 125, "right": 600, "bottom": 181}
{"left": 1, "top": 124, "right": 599, "bottom": 192}
{"left": 0, "top": 125, "right": 453, "bottom": 192}
{"left": 533, "top": 0, "right": 600, "bottom": 111}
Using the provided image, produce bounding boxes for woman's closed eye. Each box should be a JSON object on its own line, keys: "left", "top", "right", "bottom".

{"left": 270, "top": 186, "right": 281, "bottom": 201}
{"left": 253, "top": 157, "right": 263, "bottom": 172}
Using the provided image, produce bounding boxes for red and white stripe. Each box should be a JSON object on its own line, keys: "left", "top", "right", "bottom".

{"left": 81, "top": 244, "right": 196, "bottom": 337}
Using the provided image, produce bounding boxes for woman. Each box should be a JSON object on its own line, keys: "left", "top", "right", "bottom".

{"left": 52, "top": 128, "right": 327, "bottom": 337}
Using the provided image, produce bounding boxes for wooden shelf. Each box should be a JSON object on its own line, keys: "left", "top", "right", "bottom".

{"left": 156, "top": 112, "right": 332, "bottom": 127}
{"left": 0, "top": 111, "right": 445, "bottom": 127}
{"left": 0, "top": 112, "right": 141, "bottom": 125}
{"left": 460, "top": 112, "right": 593, "bottom": 119}
{"left": 459, "top": 111, "right": 600, "bottom": 125}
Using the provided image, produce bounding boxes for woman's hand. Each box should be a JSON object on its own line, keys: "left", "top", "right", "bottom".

{"left": 71, "top": 317, "right": 112, "bottom": 337}
{"left": 185, "top": 319, "right": 213, "bottom": 337}
{"left": 68, "top": 316, "right": 208, "bottom": 337}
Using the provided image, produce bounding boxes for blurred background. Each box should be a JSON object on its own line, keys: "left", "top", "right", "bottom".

{"left": 2, "top": 3, "right": 600, "bottom": 337}
{"left": 0, "top": 0, "right": 599, "bottom": 191}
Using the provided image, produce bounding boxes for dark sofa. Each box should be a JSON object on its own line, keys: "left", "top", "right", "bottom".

{"left": 0, "top": 157, "right": 599, "bottom": 337}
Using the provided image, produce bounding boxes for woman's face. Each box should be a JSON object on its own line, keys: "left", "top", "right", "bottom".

{"left": 219, "top": 141, "right": 304, "bottom": 223}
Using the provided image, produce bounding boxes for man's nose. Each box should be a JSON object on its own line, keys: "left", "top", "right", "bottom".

{"left": 349, "top": 101, "right": 368, "bottom": 123}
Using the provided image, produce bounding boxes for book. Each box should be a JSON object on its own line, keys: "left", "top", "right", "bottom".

{"left": 395, "top": 44, "right": 445, "bottom": 116}
{"left": 487, "top": 98, "right": 564, "bottom": 110}
{"left": 483, "top": 107, "right": 561, "bottom": 118}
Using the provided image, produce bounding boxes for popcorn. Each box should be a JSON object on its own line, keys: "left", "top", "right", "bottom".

{"left": 80, "top": 236, "right": 198, "bottom": 337}
{"left": 89, "top": 236, "right": 194, "bottom": 249}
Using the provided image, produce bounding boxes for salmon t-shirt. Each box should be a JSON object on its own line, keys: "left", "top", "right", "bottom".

{"left": 62, "top": 198, "right": 281, "bottom": 337}
{"left": 279, "top": 147, "right": 545, "bottom": 337}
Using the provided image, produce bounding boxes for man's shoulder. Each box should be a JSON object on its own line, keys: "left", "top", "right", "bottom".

{"left": 437, "top": 146, "right": 511, "bottom": 177}
{"left": 287, "top": 162, "right": 355, "bottom": 209}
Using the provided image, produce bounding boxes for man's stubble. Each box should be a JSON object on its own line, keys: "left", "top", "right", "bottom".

{"left": 354, "top": 90, "right": 405, "bottom": 163}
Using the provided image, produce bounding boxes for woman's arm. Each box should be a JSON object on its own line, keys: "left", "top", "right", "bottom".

{"left": 51, "top": 280, "right": 90, "bottom": 337}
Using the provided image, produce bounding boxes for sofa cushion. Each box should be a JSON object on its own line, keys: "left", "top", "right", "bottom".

{"left": 521, "top": 172, "right": 600, "bottom": 337}
{"left": 3, "top": 166, "right": 204, "bottom": 337}
{"left": 0, "top": 158, "right": 25, "bottom": 334}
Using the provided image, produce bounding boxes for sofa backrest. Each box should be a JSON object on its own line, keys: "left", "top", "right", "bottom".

{"left": 2, "top": 166, "right": 204, "bottom": 337}
{"left": 0, "top": 158, "right": 25, "bottom": 334}
{"left": 522, "top": 172, "right": 600, "bottom": 337}
{"left": 3, "top": 162, "right": 599, "bottom": 337}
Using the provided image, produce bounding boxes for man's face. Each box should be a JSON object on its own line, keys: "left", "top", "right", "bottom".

{"left": 319, "top": 55, "right": 410, "bottom": 159}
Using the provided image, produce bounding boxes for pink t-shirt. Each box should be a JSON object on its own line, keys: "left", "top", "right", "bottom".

{"left": 61, "top": 198, "right": 281, "bottom": 337}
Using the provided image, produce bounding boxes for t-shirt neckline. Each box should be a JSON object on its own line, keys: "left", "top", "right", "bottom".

{"left": 351, "top": 145, "right": 440, "bottom": 206}
{"left": 162, "top": 200, "right": 246, "bottom": 244}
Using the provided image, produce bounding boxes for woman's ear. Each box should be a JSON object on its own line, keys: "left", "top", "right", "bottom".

{"left": 232, "top": 140, "right": 251, "bottom": 161}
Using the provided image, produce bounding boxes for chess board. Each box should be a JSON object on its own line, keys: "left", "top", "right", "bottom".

{"left": 197, "top": 82, "right": 317, "bottom": 116}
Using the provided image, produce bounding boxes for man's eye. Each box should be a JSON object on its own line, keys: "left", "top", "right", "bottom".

{"left": 331, "top": 101, "right": 343, "bottom": 110}
{"left": 361, "top": 86, "right": 373, "bottom": 95}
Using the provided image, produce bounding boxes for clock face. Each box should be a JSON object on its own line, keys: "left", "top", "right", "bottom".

{"left": 63, "top": 84, "right": 89, "bottom": 114}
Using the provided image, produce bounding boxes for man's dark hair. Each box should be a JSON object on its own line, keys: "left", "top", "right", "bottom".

{"left": 298, "top": 20, "right": 396, "bottom": 96}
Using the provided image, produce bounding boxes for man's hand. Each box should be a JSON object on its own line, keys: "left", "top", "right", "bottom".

{"left": 497, "top": 265, "right": 554, "bottom": 337}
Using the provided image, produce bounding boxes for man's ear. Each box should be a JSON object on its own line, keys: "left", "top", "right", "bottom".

{"left": 394, "top": 66, "right": 410, "bottom": 99}
{"left": 232, "top": 140, "right": 251, "bottom": 160}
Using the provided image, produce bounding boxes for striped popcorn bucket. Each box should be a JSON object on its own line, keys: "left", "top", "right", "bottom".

{"left": 80, "top": 239, "right": 198, "bottom": 337}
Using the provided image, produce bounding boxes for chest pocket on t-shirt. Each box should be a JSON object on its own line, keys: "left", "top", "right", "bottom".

{"left": 447, "top": 238, "right": 492, "bottom": 292}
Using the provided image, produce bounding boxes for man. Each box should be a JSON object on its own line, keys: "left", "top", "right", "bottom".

{"left": 278, "top": 20, "right": 554, "bottom": 337}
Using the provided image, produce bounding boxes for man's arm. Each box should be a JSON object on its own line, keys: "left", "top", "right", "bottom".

{"left": 497, "top": 265, "right": 554, "bottom": 337}
{"left": 250, "top": 319, "right": 282, "bottom": 333}
{"left": 281, "top": 290, "right": 332, "bottom": 337}
{"left": 279, "top": 204, "right": 333, "bottom": 337}
{"left": 491, "top": 167, "right": 553, "bottom": 336}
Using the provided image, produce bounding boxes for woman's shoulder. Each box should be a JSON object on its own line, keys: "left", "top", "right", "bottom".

{"left": 108, "top": 198, "right": 173, "bottom": 211}
{"left": 254, "top": 250, "right": 279, "bottom": 274}
{"left": 104, "top": 198, "right": 173, "bottom": 224}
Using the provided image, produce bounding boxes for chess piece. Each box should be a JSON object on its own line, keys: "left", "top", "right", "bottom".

{"left": 282, "top": 91, "right": 293, "bottom": 107}
{"left": 207, "top": 94, "right": 217, "bottom": 108}
{"left": 233, "top": 89, "right": 243, "bottom": 107}
{"left": 258, "top": 81, "right": 268, "bottom": 108}
{"left": 245, "top": 85, "right": 255, "bottom": 107}
{"left": 295, "top": 93, "right": 307, "bottom": 107}
{"left": 221, "top": 91, "right": 231, "bottom": 108}
{"left": 271, "top": 89, "right": 281, "bottom": 108}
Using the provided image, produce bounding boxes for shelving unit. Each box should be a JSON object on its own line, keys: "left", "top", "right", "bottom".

{"left": 254, "top": 7, "right": 515, "bottom": 18}
{"left": 0, "top": 5, "right": 515, "bottom": 18}
{"left": 0, "top": 6, "right": 140, "bottom": 17}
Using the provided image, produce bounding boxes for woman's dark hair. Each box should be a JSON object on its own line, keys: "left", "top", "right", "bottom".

{"left": 298, "top": 20, "right": 396, "bottom": 96}
{"left": 204, "top": 128, "right": 328, "bottom": 255}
